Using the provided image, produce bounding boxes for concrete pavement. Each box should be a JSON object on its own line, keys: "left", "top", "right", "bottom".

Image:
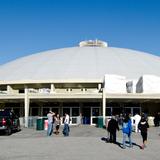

{"left": 0, "top": 126, "right": 159, "bottom": 160}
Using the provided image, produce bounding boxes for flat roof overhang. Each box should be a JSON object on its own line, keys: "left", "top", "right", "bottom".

{"left": 0, "top": 93, "right": 160, "bottom": 103}
{"left": 105, "top": 93, "right": 160, "bottom": 99}
{"left": 0, "top": 79, "right": 102, "bottom": 85}
{"left": 105, "top": 93, "right": 160, "bottom": 103}
{"left": 29, "top": 93, "right": 102, "bottom": 99}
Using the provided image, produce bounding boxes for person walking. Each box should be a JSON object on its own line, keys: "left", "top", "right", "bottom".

{"left": 77, "top": 113, "right": 83, "bottom": 126}
{"left": 154, "top": 112, "right": 160, "bottom": 127}
{"left": 63, "top": 113, "right": 70, "bottom": 136}
{"left": 134, "top": 113, "right": 141, "bottom": 133}
{"left": 122, "top": 114, "right": 132, "bottom": 149}
{"left": 107, "top": 116, "right": 119, "bottom": 143}
{"left": 138, "top": 114, "right": 149, "bottom": 149}
{"left": 47, "top": 111, "right": 55, "bottom": 136}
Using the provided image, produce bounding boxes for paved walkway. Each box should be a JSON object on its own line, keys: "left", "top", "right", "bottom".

{"left": 0, "top": 126, "right": 159, "bottom": 160}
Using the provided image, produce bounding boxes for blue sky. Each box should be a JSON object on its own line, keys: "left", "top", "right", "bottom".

{"left": 0, "top": 0, "right": 160, "bottom": 64}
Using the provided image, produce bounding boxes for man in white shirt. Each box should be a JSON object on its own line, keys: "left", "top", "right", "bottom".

{"left": 134, "top": 113, "right": 141, "bottom": 133}
{"left": 63, "top": 113, "right": 70, "bottom": 136}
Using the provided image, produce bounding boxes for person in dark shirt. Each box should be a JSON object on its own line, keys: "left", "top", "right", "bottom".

{"left": 107, "top": 116, "right": 119, "bottom": 143}
{"left": 154, "top": 112, "right": 160, "bottom": 127}
{"left": 138, "top": 114, "right": 149, "bottom": 149}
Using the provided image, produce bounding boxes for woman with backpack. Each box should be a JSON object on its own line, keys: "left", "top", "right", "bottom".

{"left": 138, "top": 114, "right": 149, "bottom": 149}
{"left": 122, "top": 114, "right": 132, "bottom": 149}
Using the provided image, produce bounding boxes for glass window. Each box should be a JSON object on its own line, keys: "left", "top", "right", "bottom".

{"left": 112, "top": 107, "right": 122, "bottom": 115}
{"left": 63, "top": 108, "right": 70, "bottom": 116}
{"left": 92, "top": 108, "right": 99, "bottom": 116}
{"left": 43, "top": 108, "right": 50, "bottom": 116}
{"left": 124, "top": 108, "right": 131, "bottom": 115}
{"left": 82, "top": 108, "right": 91, "bottom": 117}
{"left": 72, "top": 108, "right": 79, "bottom": 116}
{"left": 133, "top": 108, "right": 141, "bottom": 116}
{"left": 92, "top": 117, "right": 98, "bottom": 124}
{"left": 72, "top": 117, "right": 77, "bottom": 124}
{"left": 106, "top": 108, "right": 112, "bottom": 116}
{"left": 51, "top": 108, "right": 59, "bottom": 114}
{"left": 32, "top": 108, "right": 39, "bottom": 116}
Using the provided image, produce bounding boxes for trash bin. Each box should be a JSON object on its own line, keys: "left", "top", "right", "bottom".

{"left": 98, "top": 116, "right": 103, "bottom": 128}
{"left": 36, "top": 117, "right": 44, "bottom": 130}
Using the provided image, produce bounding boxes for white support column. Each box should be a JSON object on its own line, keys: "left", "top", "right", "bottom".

{"left": 24, "top": 87, "right": 30, "bottom": 128}
{"left": 102, "top": 88, "right": 106, "bottom": 125}
{"left": 50, "top": 83, "right": 55, "bottom": 93}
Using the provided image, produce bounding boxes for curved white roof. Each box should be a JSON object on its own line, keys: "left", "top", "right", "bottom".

{"left": 0, "top": 46, "right": 160, "bottom": 83}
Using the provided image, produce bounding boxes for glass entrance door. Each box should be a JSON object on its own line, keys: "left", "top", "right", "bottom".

{"left": 71, "top": 108, "right": 80, "bottom": 124}
{"left": 82, "top": 108, "right": 91, "bottom": 125}
{"left": 91, "top": 107, "right": 100, "bottom": 125}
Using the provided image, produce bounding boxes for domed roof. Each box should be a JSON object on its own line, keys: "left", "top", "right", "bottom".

{"left": 0, "top": 42, "right": 160, "bottom": 83}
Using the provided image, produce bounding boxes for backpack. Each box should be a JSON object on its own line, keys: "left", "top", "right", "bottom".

{"left": 122, "top": 122, "right": 130, "bottom": 134}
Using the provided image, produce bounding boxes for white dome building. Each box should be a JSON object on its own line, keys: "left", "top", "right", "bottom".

{"left": 0, "top": 41, "right": 160, "bottom": 82}
{"left": 0, "top": 40, "right": 160, "bottom": 127}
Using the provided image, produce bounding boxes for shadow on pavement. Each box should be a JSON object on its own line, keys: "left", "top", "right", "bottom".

{"left": 101, "top": 137, "right": 142, "bottom": 149}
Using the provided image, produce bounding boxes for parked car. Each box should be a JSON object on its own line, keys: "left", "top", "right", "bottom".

{"left": 0, "top": 110, "right": 20, "bottom": 135}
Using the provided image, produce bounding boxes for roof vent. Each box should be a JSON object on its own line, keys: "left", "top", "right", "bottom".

{"left": 79, "top": 40, "right": 108, "bottom": 47}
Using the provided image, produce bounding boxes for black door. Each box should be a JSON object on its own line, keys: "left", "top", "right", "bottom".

{"left": 82, "top": 108, "right": 91, "bottom": 124}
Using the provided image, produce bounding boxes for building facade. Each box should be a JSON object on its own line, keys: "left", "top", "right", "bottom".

{"left": 0, "top": 40, "right": 160, "bottom": 127}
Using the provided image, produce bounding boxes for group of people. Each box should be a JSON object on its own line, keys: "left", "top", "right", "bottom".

{"left": 46, "top": 110, "right": 150, "bottom": 149}
{"left": 107, "top": 113, "right": 149, "bottom": 149}
{"left": 47, "top": 111, "right": 70, "bottom": 137}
